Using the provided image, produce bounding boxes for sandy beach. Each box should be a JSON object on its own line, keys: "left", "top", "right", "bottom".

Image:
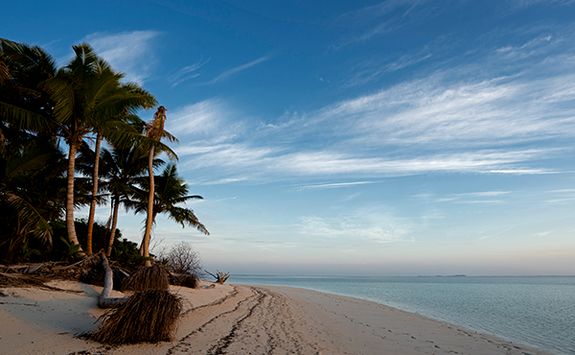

{"left": 0, "top": 280, "right": 546, "bottom": 355}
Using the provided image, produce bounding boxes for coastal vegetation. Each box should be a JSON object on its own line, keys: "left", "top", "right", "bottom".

{"left": 0, "top": 37, "right": 211, "bottom": 344}
{"left": 0, "top": 37, "right": 208, "bottom": 267}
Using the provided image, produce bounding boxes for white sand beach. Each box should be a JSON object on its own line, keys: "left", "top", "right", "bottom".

{"left": 0, "top": 280, "right": 546, "bottom": 355}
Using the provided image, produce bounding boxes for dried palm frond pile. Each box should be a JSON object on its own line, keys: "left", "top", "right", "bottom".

{"left": 169, "top": 273, "right": 199, "bottom": 288}
{"left": 0, "top": 255, "right": 101, "bottom": 282}
{"left": 90, "top": 289, "right": 182, "bottom": 344}
{"left": 0, "top": 272, "right": 48, "bottom": 288}
{"left": 121, "top": 264, "right": 169, "bottom": 291}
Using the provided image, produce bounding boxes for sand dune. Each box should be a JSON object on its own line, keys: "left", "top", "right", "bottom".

{"left": 0, "top": 280, "right": 545, "bottom": 354}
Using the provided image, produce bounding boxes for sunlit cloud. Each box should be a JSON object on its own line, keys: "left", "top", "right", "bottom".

{"left": 168, "top": 99, "right": 229, "bottom": 137}
{"left": 166, "top": 27, "right": 575, "bottom": 186}
{"left": 84, "top": 30, "right": 160, "bottom": 84}
{"left": 314, "top": 74, "right": 575, "bottom": 148}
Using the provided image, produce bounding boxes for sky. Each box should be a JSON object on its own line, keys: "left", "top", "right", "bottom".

{"left": 4, "top": 0, "right": 575, "bottom": 275}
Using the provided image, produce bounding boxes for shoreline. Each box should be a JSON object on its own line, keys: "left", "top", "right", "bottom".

{"left": 260, "top": 285, "right": 548, "bottom": 355}
{"left": 244, "top": 282, "right": 546, "bottom": 353}
{"left": 0, "top": 280, "right": 548, "bottom": 354}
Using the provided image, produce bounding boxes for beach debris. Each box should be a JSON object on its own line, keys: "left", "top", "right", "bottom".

{"left": 97, "top": 252, "right": 127, "bottom": 308}
{"left": 205, "top": 270, "right": 230, "bottom": 284}
{"left": 121, "top": 263, "right": 169, "bottom": 291}
{"left": 0, "top": 272, "right": 48, "bottom": 288}
{"left": 169, "top": 273, "right": 199, "bottom": 288}
{"left": 90, "top": 289, "right": 182, "bottom": 344}
{"left": 0, "top": 255, "right": 100, "bottom": 281}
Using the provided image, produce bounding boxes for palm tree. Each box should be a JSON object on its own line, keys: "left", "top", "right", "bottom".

{"left": 128, "top": 163, "right": 209, "bottom": 262}
{"left": 98, "top": 143, "right": 163, "bottom": 257}
{"left": 139, "top": 106, "right": 178, "bottom": 264}
{"left": 0, "top": 39, "right": 64, "bottom": 262}
{"left": 0, "top": 137, "right": 66, "bottom": 262}
{"left": 44, "top": 43, "right": 142, "bottom": 255}
{"left": 0, "top": 38, "right": 58, "bottom": 153}
{"left": 84, "top": 80, "right": 156, "bottom": 255}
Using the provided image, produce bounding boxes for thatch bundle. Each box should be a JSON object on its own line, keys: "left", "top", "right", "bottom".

{"left": 121, "top": 264, "right": 169, "bottom": 291}
{"left": 90, "top": 290, "right": 182, "bottom": 344}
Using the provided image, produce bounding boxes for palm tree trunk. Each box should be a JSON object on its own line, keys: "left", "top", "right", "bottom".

{"left": 141, "top": 145, "right": 155, "bottom": 266}
{"left": 86, "top": 132, "right": 103, "bottom": 255}
{"left": 104, "top": 201, "right": 113, "bottom": 232}
{"left": 65, "top": 140, "right": 84, "bottom": 255}
{"left": 106, "top": 196, "right": 120, "bottom": 257}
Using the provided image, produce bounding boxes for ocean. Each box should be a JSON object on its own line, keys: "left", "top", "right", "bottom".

{"left": 232, "top": 275, "right": 575, "bottom": 354}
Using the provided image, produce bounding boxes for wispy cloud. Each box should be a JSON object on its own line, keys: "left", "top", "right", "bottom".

{"left": 495, "top": 35, "right": 554, "bottom": 60}
{"left": 84, "top": 30, "right": 160, "bottom": 84}
{"left": 334, "top": 0, "right": 434, "bottom": 48}
{"left": 544, "top": 189, "right": 575, "bottom": 205}
{"left": 428, "top": 191, "right": 512, "bottom": 205}
{"left": 295, "top": 181, "right": 375, "bottom": 190}
{"left": 273, "top": 149, "right": 551, "bottom": 176}
{"left": 177, "top": 138, "right": 553, "bottom": 180}
{"left": 204, "top": 55, "right": 271, "bottom": 85}
{"left": 316, "top": 74, "right": 575, "bottom": 148}
{"left": 169, "top": 31, "right": 575, "bottom": 184}
{"left": 196, "top": 177, "right": 249, "bottom": 186}
{"left": 170, "top": 58, "right": 210, "bottom": 87}
{"left": 511, "top": 0, "right": 575, "bottom": 8}
{"left": 298, "top": 207, "right": 411, "bottom": 244}
{"left": 461, "top": 191, "right": 512, "bottom": 197}
{"left": 167, "top": 99, "right": 234, "bottom": 138}
{"left": 345, "top": 46, "right": 434, "bottom": 87}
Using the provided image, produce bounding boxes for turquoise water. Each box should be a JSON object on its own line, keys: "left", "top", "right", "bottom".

{"left": 233, "top": 275, "right": 575, "bottom": 354}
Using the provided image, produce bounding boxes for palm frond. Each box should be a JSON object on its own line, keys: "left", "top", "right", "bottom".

{"left": 0, "top": 101, "right": 54, "bottom": 133}
{"left": 4, "top": 192, "right": 53, "bottom": 245}
{"left": 165, "top": 206, "right": 209, "bottom": 235}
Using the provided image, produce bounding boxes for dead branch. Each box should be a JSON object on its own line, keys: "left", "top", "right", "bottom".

{"left": 97, "top": 252, "right": 127, "bottom": 308}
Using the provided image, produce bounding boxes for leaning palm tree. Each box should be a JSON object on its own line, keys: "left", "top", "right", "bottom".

{"left": 139, "top": 107, "right": 178, "bottom": 265}
{"left": 128, "top": 163, "right": 209, "bottom": 263}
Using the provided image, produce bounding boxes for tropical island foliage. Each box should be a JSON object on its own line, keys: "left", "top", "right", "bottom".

{"left": 0, "top": 38, "right": 209, "bottom": 266}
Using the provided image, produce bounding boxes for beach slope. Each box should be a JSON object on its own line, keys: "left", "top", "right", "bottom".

{"left": 0, "top": 281, "right": 545, "bottom": 354}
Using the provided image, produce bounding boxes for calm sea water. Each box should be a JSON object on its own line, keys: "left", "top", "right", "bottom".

{"left": 232, "top": 275, "right": 575, "bottom": 354}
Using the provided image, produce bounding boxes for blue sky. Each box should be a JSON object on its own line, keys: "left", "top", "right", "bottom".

{"left": 4, "top": 0, "right": 575, "bottom": 275}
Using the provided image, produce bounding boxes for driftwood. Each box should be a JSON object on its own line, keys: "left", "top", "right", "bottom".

{"left": 97, "top": 252, "right": 127, "bottom": 308}
{"left": 204, "top": 270, "right": 230, "bottom": 284}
